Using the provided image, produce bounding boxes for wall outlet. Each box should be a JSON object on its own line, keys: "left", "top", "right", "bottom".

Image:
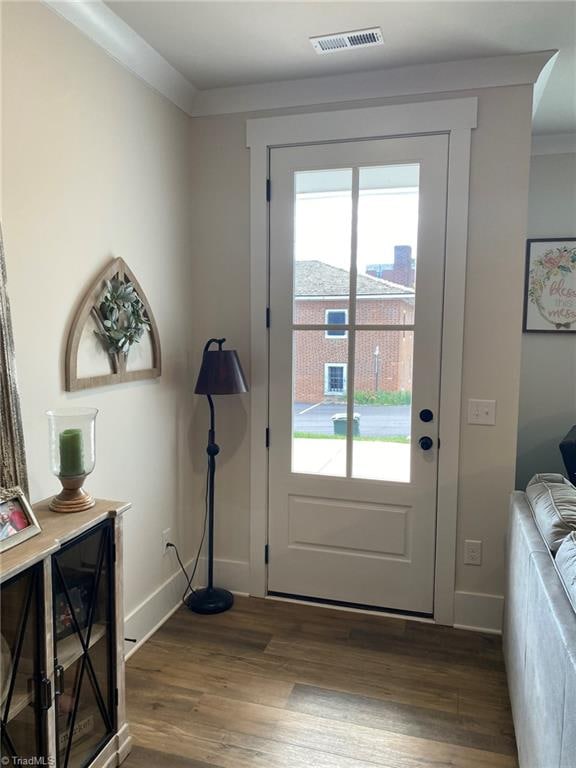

{"left": 464, "top": 539, "right": 482, "bottom": 565}
{"left": 161, "top": 528, "right": 171, "bottom": 556}
{"left": 467, "top": 399, "right": 496, "bottom": 425}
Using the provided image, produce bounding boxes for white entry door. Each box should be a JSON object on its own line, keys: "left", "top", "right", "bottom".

{"left": 268, "top": 135, "right": 448, "bottom": 614}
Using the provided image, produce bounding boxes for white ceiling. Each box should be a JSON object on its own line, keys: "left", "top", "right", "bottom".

{"left": 107, "top": 1, "right": 575, "bottom": 134}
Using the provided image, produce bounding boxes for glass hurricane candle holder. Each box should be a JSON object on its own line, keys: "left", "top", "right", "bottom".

{"left": 47, "top": 408, "right": 98, "bottom": 513}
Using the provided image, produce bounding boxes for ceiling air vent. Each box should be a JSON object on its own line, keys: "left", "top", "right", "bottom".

{"left": 310, "top": 27, "right": 384, "bottom": 55}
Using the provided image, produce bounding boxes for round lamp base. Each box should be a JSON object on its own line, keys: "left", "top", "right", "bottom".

{"left": 184, "top": 587, "right": 234, "bottom": 614}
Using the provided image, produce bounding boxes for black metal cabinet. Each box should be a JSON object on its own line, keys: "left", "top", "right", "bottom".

{"left": 0, "top": 499, "right": 131, "bottom": 768}
{"left": 0, "top": 563, "right": 48, "bottom": 761}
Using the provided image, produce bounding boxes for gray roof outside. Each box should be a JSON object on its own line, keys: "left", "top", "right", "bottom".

{"left": 295, "top": 260, "right": 414, "bottom": 297}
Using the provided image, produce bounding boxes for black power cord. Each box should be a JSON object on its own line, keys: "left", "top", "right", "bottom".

{"left": 166, "top": 457, "right": 210, "bottom": 605}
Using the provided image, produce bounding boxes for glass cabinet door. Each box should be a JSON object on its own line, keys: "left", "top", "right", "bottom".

{"left": 53, "top": 521, "right": 115, "bottom": 768}
{"left": 0, "top": 563, "right": 46, "bottom": 762}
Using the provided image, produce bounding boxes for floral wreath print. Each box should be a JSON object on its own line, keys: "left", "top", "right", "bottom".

{"left": 528, "top": 245, "right": 576, "bottom": 329}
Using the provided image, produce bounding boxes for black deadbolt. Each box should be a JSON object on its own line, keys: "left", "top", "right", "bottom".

{"left": 419, "top": 436, "right": 434, "bottom": 451}
{"left": 419, "top": 409, "right": 434, "bottom": 423}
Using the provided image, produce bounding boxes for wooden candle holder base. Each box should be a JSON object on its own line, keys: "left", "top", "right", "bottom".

{"left": 50, "top": 475, "right": 95, "bottom": 513}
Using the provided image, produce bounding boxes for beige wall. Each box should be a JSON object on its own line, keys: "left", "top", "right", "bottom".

{"left": 516, "top": 152, "right": 576, "bottom": 489}
{"left": 454, "top": 85, "right": 532, "bottom": 613}
{"left": 187, "top": 113, "right": 251, "bottom": 570}
{"left": 2, "top": 2, "right": 201, "bottom": 640}
{"left": 190, "top": 84, "right": 533, "bottom": 627}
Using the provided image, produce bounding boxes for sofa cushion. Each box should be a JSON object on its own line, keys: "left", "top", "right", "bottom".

{"left": 526, "top": 476, "right": 576, "bottom": 553}
{"left": 527, "top": 472, "right": 570, "bottom": 488}
{"left": 556, "top": 532, "right": 576, "bottom": 609}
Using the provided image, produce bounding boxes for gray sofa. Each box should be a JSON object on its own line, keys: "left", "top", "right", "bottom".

{"left": 504, "top": 473, "right": 576, "bottom": 768}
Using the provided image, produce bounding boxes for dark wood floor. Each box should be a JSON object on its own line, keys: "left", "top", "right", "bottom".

{"left": 124, "top": 596, "right": 518, "bottom": 767}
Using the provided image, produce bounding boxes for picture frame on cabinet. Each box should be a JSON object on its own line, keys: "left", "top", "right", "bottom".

{"left": 0, "top": 487, "right": 41, "bottom": 552}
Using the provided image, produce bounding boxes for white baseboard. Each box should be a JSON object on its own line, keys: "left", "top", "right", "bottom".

{"left": 453, "top": 590, "right": 504, "bottom": 634}
{"left": 124, "top": 556, "right": 250, "bottom": 659}
{"left": 124, "top": 567, "right": 503, "bottom": 658}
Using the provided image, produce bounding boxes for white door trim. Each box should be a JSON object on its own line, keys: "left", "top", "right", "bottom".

{"left": 247, "top": 97, "right": 477, "bottom": 626}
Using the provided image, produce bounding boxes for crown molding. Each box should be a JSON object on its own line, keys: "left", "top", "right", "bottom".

{"left": 191, "top": 50, "right": 556, "bottom": 117}
{"left": 531, "top": 132, "right": 576, "bottom": 155}
{"left": 532, "top": 51, "right": 558, "bottom": 121}
{"left": 40, "top": 2, "right": 555, "bottom": 123}
{"left": 42, "top": 0, "right": 197, "bottom": 115}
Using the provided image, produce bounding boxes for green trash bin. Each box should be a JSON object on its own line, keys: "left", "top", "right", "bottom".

{"left": 332, "top": 413, "right": 360, "bottom": 437}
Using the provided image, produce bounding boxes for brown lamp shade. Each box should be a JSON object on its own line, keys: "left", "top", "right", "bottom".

{"left": 195, "top": 349, "right": 248, "bottom": 395}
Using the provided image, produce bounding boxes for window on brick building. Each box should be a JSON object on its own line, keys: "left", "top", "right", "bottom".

{"left": 324, "top": 364, "right": 347, "bottom": 395}
{"left": 325, "top": 309, "right": 348, "bottom": 338}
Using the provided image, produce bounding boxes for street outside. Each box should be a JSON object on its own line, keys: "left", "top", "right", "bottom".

{"left": 293, "top": 402, "right": 411, "bottom": 439}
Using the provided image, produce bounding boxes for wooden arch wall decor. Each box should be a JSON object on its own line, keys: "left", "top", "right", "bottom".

{"left": 65, "top": 258, "right": 161, "bottom": 391}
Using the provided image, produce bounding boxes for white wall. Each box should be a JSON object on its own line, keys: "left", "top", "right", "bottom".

{"left": 516, "top": 152, "right": 576, "bottom": 490}
{"left": 1, "top": 2, "right": 201, "bottom": 643}
{"left": 189, "top": 84, "right": 534, "bottom": 631}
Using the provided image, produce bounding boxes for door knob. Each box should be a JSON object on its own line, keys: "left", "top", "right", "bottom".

{"left": 419, "top": 436, "right": 434, "bottom": 451}
{"left": 419, "top": 409, "right": 433, "bottom": 423}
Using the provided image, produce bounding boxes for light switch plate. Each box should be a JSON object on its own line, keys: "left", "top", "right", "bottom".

{"left": 467, "top": 399, "right": 496, "bottom": 425}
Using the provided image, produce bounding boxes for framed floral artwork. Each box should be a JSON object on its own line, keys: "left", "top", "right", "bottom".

{"left": 524, "top": 238, "right": 576, "bottom": 333}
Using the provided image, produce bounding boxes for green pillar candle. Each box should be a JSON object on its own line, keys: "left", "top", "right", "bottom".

{"left": 59, "top": 429, "right": 85, "bottom": 477}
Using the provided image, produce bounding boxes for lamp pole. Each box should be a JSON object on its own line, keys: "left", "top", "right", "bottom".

{"left": 206, "top": 391, "right": 219, "bottom": 592}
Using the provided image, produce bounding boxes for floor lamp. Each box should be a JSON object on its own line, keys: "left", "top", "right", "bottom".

{"left": 185, "top": 338, "right": 248, "bottom": 614}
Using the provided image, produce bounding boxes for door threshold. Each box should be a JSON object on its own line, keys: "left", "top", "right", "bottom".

{"left": 267, "top": 591, "right": 434, "bottom": 623}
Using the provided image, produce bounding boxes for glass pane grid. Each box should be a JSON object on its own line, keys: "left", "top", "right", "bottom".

{"left": 291, "top": 163, "right": 419, "bottom": 483}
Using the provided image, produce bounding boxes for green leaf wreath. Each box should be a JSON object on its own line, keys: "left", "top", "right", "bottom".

{"left": 528, "top": 245, "right": 576, "bottom": 328}
{"left": 95, "top": 278, "right": 151, "bottom": 356}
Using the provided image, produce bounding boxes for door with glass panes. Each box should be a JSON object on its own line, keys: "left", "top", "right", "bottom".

{"left": 268, "top": 135, "right": 448, "bottom": 613}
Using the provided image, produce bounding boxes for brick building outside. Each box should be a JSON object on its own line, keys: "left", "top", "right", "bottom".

{"left": 366, "top": 244, "right": 416, "bottom": 287}
{"left": 294, "top": 251, "right": 415, "bottom": 403}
